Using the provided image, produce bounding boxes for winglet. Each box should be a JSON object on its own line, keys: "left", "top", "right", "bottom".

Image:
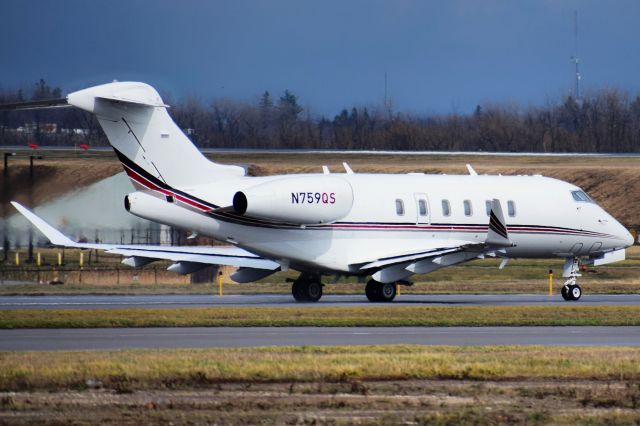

{"left": 466, "top": 164, "right": 478, "bottom": 176}
{"left": 342, "top": 162, "right": 354, "bottom": 174}
{"left": 486, "top": 199, "right": 512, "bottom": 247}
{"left": 10, "top": 202, "right": 79, "bottom": 247}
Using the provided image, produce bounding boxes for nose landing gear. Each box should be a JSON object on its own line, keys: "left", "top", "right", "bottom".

{"left": 561, "top": 258, "right": 582, "bottom": 301}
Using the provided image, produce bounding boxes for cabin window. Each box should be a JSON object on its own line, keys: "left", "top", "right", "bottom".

{"left": 571, "top": 190, "right": 593, "bottom": 203}
{"left": 463, "top": 200, "right": 473, "bottom": 216}
{"left": 507, "top": 200, "right": 516, "bottom": 217}
{"left": 441, "top": 200, "right": 451, "bottom": 217}
{"left": 418, "top": 199, "right": 427, "bottom": 216}
{"left": 485, "top": 200, "right": 492, "bottom": 216}
{"left": 395, "top": 199, "right": 405, "bottom": 216}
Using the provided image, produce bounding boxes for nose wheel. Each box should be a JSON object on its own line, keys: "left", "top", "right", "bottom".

{"left": 561, "top": 284, "right": 582, "bottom": 301}
{"left": 561, "top": 258, "right": 583, "bottom": 301}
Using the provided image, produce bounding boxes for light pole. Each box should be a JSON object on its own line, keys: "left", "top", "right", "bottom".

{"left": 2, "top": 152, "right": 15, "bottom": 262}
{"left": 26, "top": 154, "right": 43, "bottom": 263}
{"left": 29, "top": 154, "right": 42, "bottom": 179}
{"left": 3, "top": 152, "right": 15, "bottom": 177}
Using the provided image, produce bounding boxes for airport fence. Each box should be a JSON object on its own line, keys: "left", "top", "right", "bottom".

{"left": 0, "top": 265, "right": 227, "bottom": 285}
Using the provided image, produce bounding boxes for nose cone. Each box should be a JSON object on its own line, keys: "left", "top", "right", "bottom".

{"left": 623, "top": 227, "right": 635, "bottom": 248}
{"left": 612, "top": 219, "right": 635, "bottom": 248}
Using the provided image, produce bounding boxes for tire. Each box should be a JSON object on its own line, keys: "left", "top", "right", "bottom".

{"left": 561, "top": 285, "right": 571, "bottom": 301}
{"left": 569, "top": 284, "right": 582, "bottom": 301}
{"left": 306, "top": 281, "right": 323, "bottom": 302}
{"left": 292, "top": 281, "right": 307, "bottom": 302}
{"left": 365, "top": 280, "right": 381, "bottom": 302}
{"left": 292, "top": 279, "right": 323, "bottom": 302}
{"left": 379, "top": 282, "right": 396, "bottom": 302}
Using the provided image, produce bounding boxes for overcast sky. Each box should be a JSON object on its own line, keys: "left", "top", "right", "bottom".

{"left": 2, "top": 0, "right": 640, "bottom": 116}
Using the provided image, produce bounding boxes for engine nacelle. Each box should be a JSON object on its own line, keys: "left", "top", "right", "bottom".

{"left": 233, "top": 176, "right": 354, "bottom": 225}
{"left": 124, "top": 190, "right": 215, "bottom": 233}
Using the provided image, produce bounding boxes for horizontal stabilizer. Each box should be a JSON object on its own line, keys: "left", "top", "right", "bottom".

{"left": 0, "top": 98, "right": 70, "bottom": 111}
{"left": 95, "top": 95, "right": 168, "bottom": 108}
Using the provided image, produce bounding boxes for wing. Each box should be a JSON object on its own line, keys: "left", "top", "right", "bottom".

{"left": 11, "top": 202, "right": 280, "bottom": 277}
{"left": 354, "top": 199, "right": 513, "bottom": 283}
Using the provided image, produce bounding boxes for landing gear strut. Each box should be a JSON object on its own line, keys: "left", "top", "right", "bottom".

{"left": 365, "top": 279, "right": 396, "bottom": 302}
{"left": 561, "top": 258, "right": 582, "bottom": 301}
{"left": 291, "top": 274, "right": 323, "bottom": 302}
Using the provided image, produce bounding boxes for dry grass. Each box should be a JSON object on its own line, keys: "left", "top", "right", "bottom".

{"left": 2, "top": 345, "right": 640, "bottom": 424}
{"left": 2, "top": 305, "right": 640, "bottom": 328}
{"left": 2, "top": 381, "right": 640, "bottom": 425}
{"left": 1, "top": 345, "right": 640, "bottom": 391}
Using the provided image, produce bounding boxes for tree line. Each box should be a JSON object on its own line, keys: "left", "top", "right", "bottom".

{"left": 2, "top": 79, "right": 640, "bottom": 152}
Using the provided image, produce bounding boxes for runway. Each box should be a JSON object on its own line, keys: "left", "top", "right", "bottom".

{"left": 1, "top": 326, "right": 639, "bottom": 350}
{"left": 2, "top": 293, "right": 640, "bottom": 310}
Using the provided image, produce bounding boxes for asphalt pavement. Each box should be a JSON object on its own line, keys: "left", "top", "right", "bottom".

{"left": 1, "top": 326, "right": 638, "bottom": 350}
{"left": 2, "top": 293, "right": 640, "bottom": 310}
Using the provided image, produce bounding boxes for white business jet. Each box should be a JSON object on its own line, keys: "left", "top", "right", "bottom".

{"left": 5, "top": 82, "right": 634, "bottom": 302}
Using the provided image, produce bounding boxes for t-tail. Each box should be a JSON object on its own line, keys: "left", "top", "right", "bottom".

{"left": 66, "top": 82, "right": 245, "bottom": 189}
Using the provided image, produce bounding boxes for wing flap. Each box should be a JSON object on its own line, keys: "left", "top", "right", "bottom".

{"left": 359, "top": 242, "right": 474, "bottom": 270}
{"left": 107, "top": 247, "right": 279, "bottom": 269}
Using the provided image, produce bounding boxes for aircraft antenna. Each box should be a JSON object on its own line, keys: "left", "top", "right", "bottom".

{"left": 570, "top": 10, "right": 582, "bottom": 104}
{"left": 384, "top": 72, "right": 388, "bottom": 111}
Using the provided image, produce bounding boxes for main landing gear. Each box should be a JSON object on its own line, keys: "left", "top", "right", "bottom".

{"left": 365, "top": 279, "right": 397, "bottom": 303}
{"left": 291, "top": 274, "right": 323, "bottom": 302}
{"left": 561, "top": 258, "right": 582, "bottom": 301}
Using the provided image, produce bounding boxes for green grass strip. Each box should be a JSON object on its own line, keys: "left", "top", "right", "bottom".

{"left": 1, "top": 345, "right": 640, "bottom": 391}
{"left": 1, "top": 305, "right": 640, "bottom": 328}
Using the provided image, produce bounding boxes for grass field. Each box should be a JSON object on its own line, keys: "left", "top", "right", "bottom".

{"left": 1, "top": 345, "right": 640, "bottom": 424}
{"left": 2, "top": 305, "right": 640, "bottom": 328}
{"left": 4, "top": 153, "right": 640, "bottom": 424}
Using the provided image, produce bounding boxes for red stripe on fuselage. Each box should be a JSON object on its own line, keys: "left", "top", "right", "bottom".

{"left": 120, "top": 164, "right": 616, "bottom": 239}
{"left": 122, "top": 164, "right": 211, "bottom": 212}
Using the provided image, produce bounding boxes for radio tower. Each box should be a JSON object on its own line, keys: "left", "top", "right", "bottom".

{"left": 570, "top": 10, "right": 582, "bottom": 105}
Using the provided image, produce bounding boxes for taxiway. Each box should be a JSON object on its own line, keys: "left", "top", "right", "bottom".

{"left": 1, "top": 326, "right": 638, "bottom": 350}
{"left": 2, "top": 293, "right": 640, "bottom": 310}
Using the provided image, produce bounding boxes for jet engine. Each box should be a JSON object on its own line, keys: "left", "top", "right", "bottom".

{"left": 232, "top": 176, "right": 354, "bottom": 225}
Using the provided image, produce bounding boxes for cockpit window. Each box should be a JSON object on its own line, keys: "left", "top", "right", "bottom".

{"left": 571, "top": 190, "right": 593, "bottom": 203}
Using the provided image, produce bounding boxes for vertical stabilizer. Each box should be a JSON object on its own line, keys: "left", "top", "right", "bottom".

{"left": 67, "top": 82, "right": 244, "bottom": 188}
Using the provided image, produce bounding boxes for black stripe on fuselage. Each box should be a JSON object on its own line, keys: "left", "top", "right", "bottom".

{"left": 110, "top": 148, "right": 618, "bottom": 240}
{"left": 112, "top": 147, "right": 219, "bottom": 210}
